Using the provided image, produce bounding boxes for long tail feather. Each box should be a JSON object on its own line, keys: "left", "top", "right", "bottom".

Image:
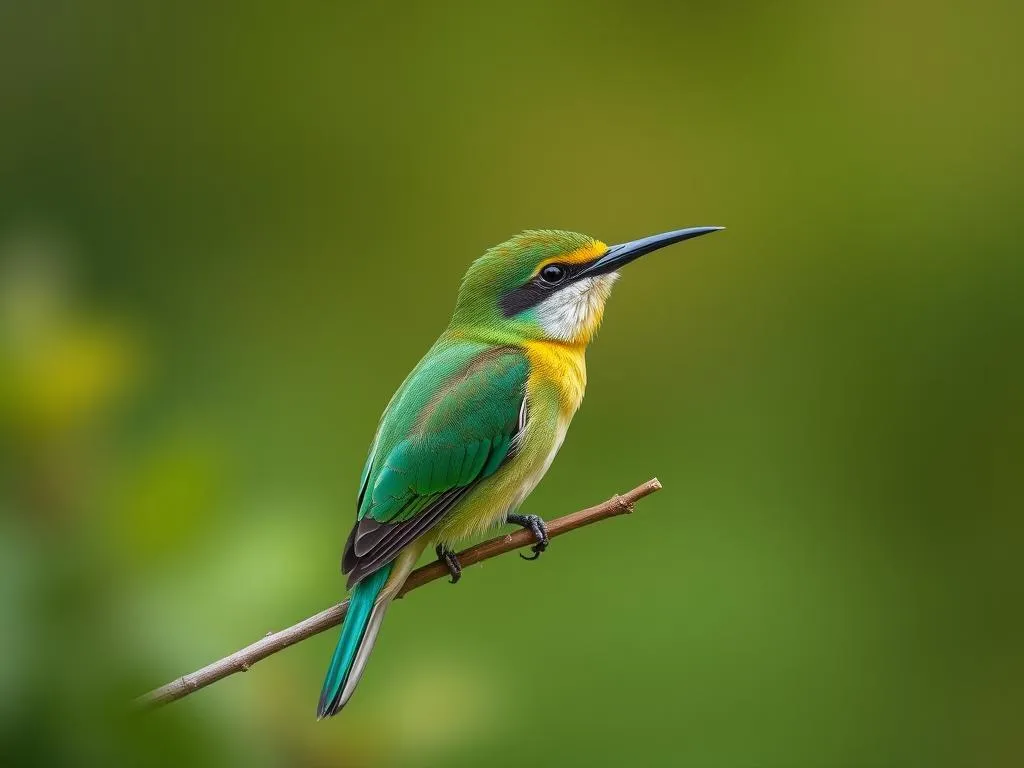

{"left": 316, "top": 563, "right": 393, "bottom": 718}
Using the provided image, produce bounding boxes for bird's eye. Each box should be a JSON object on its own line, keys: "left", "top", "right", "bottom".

{"left": 540, "top": 264, "right": 566, "bottom": 285}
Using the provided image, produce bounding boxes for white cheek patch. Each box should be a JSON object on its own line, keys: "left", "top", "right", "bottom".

{"left": 534, "top": 273, "right": 619, "bottom": 342}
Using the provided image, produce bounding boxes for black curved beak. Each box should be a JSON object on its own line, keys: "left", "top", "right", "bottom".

{"left": 577, "top": 226, "right": 724, "bottom": 279}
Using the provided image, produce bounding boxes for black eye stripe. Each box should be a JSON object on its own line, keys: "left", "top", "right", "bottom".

{"left": 498, "top": 261, "right": 590, "bottom": 317}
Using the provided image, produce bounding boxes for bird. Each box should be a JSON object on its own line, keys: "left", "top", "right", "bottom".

{"left": 317, "top": 226, "right": 723, "bottom": 718}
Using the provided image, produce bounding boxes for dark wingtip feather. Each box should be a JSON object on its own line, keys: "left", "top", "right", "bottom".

{"left": 341, "top": 525, "right": 359, "bottom": 574}
{"left": 352, "top": 518, "right": 392, "bottom": 558}
{"left": 344, "top": 486, "right": 469, "bottom": 589}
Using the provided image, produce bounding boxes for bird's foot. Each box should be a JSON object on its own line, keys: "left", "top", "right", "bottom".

{"left": 506, "top": 513, "right": 550, "bottom": 560}
{"left": 435, "top": 544, "right": 462, "bottom": 584}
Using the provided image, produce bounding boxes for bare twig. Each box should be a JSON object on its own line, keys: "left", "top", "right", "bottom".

{"left": 136, "top": 477, "right": 662, "bottom": 709}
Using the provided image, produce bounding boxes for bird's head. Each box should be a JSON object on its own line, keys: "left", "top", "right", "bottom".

{"left": 450, "top": 227, "right": 722, "bottom": 345}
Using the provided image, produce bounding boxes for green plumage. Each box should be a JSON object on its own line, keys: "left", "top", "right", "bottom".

{"left": 320, "top": 341, "right": 530, "bottom": 716}
{"left": 317, "top": 226, "right": 721, "bottom": 718}
{"left": 339, "top": 341, "right": 528, "bottom": 585}
{"left": 316, "top": 563, "right": 392, "bottom": 718}
{"left": 360, "top": 341, "right": 527, "bottom": 525}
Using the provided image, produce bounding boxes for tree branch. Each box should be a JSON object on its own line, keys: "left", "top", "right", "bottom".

{"left": 136, "top": 477, "right": 662, "bottom": 709}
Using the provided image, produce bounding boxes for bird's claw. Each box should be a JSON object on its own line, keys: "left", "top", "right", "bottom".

{"left": 507, "top": 513, "right": 549, "bottom": 561}
{"left": 435, "top": 544, "right": 461, "bottom": 584}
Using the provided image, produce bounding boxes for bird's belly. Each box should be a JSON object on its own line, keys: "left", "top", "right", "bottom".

{"left": 430, "top": 385, "right": 571, "bottom": 546}
{"left": 510, "top": 415, "right": 568, "bottom": 509}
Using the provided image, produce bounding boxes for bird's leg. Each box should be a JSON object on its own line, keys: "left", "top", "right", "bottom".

{"left": 506, "top": 512, "right": 550, "bottom": 561}
{"left": 435, "top": 543, "right": 462, "bottom": 584}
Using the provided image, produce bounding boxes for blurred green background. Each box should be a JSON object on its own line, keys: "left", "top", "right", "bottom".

{"left": 1, "top": 1, "right": 1021, "bottom": 766}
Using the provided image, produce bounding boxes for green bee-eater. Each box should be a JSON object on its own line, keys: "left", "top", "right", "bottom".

{"left": 317, "top": 226, "right": 722, "bottom": 717}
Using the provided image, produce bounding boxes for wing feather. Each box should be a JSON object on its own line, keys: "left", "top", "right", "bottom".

{"left": 341, "top": 343, "right": 529, "bottom": 587}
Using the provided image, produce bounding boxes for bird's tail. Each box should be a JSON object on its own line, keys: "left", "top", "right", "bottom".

{"left": 316, "top": 563, "right": 394, "bottom": 718}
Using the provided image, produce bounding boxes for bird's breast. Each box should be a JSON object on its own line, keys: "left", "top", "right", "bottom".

{"left": 523, "top": 340, "right": 587, "bottom": 418}
{"left": 428, "top": 340, "right": 586, "bottom": 544}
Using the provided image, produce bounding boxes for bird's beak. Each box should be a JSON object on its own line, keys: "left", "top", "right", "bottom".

{"left": 577, "top": 226, "right": 724, "bottom": 278}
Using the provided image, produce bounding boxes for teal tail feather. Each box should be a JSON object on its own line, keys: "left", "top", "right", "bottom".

{"left": 317, "top": 563, "right": 393, "bottom": 718}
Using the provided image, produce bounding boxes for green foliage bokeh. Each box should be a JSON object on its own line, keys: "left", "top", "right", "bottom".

{"left": 1, "top": 2, "right": 1021, "bottom": 766}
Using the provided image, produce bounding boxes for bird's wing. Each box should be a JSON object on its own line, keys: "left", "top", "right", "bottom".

{"left": 342, "top": 342, "right": 529, "bottom": 586}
